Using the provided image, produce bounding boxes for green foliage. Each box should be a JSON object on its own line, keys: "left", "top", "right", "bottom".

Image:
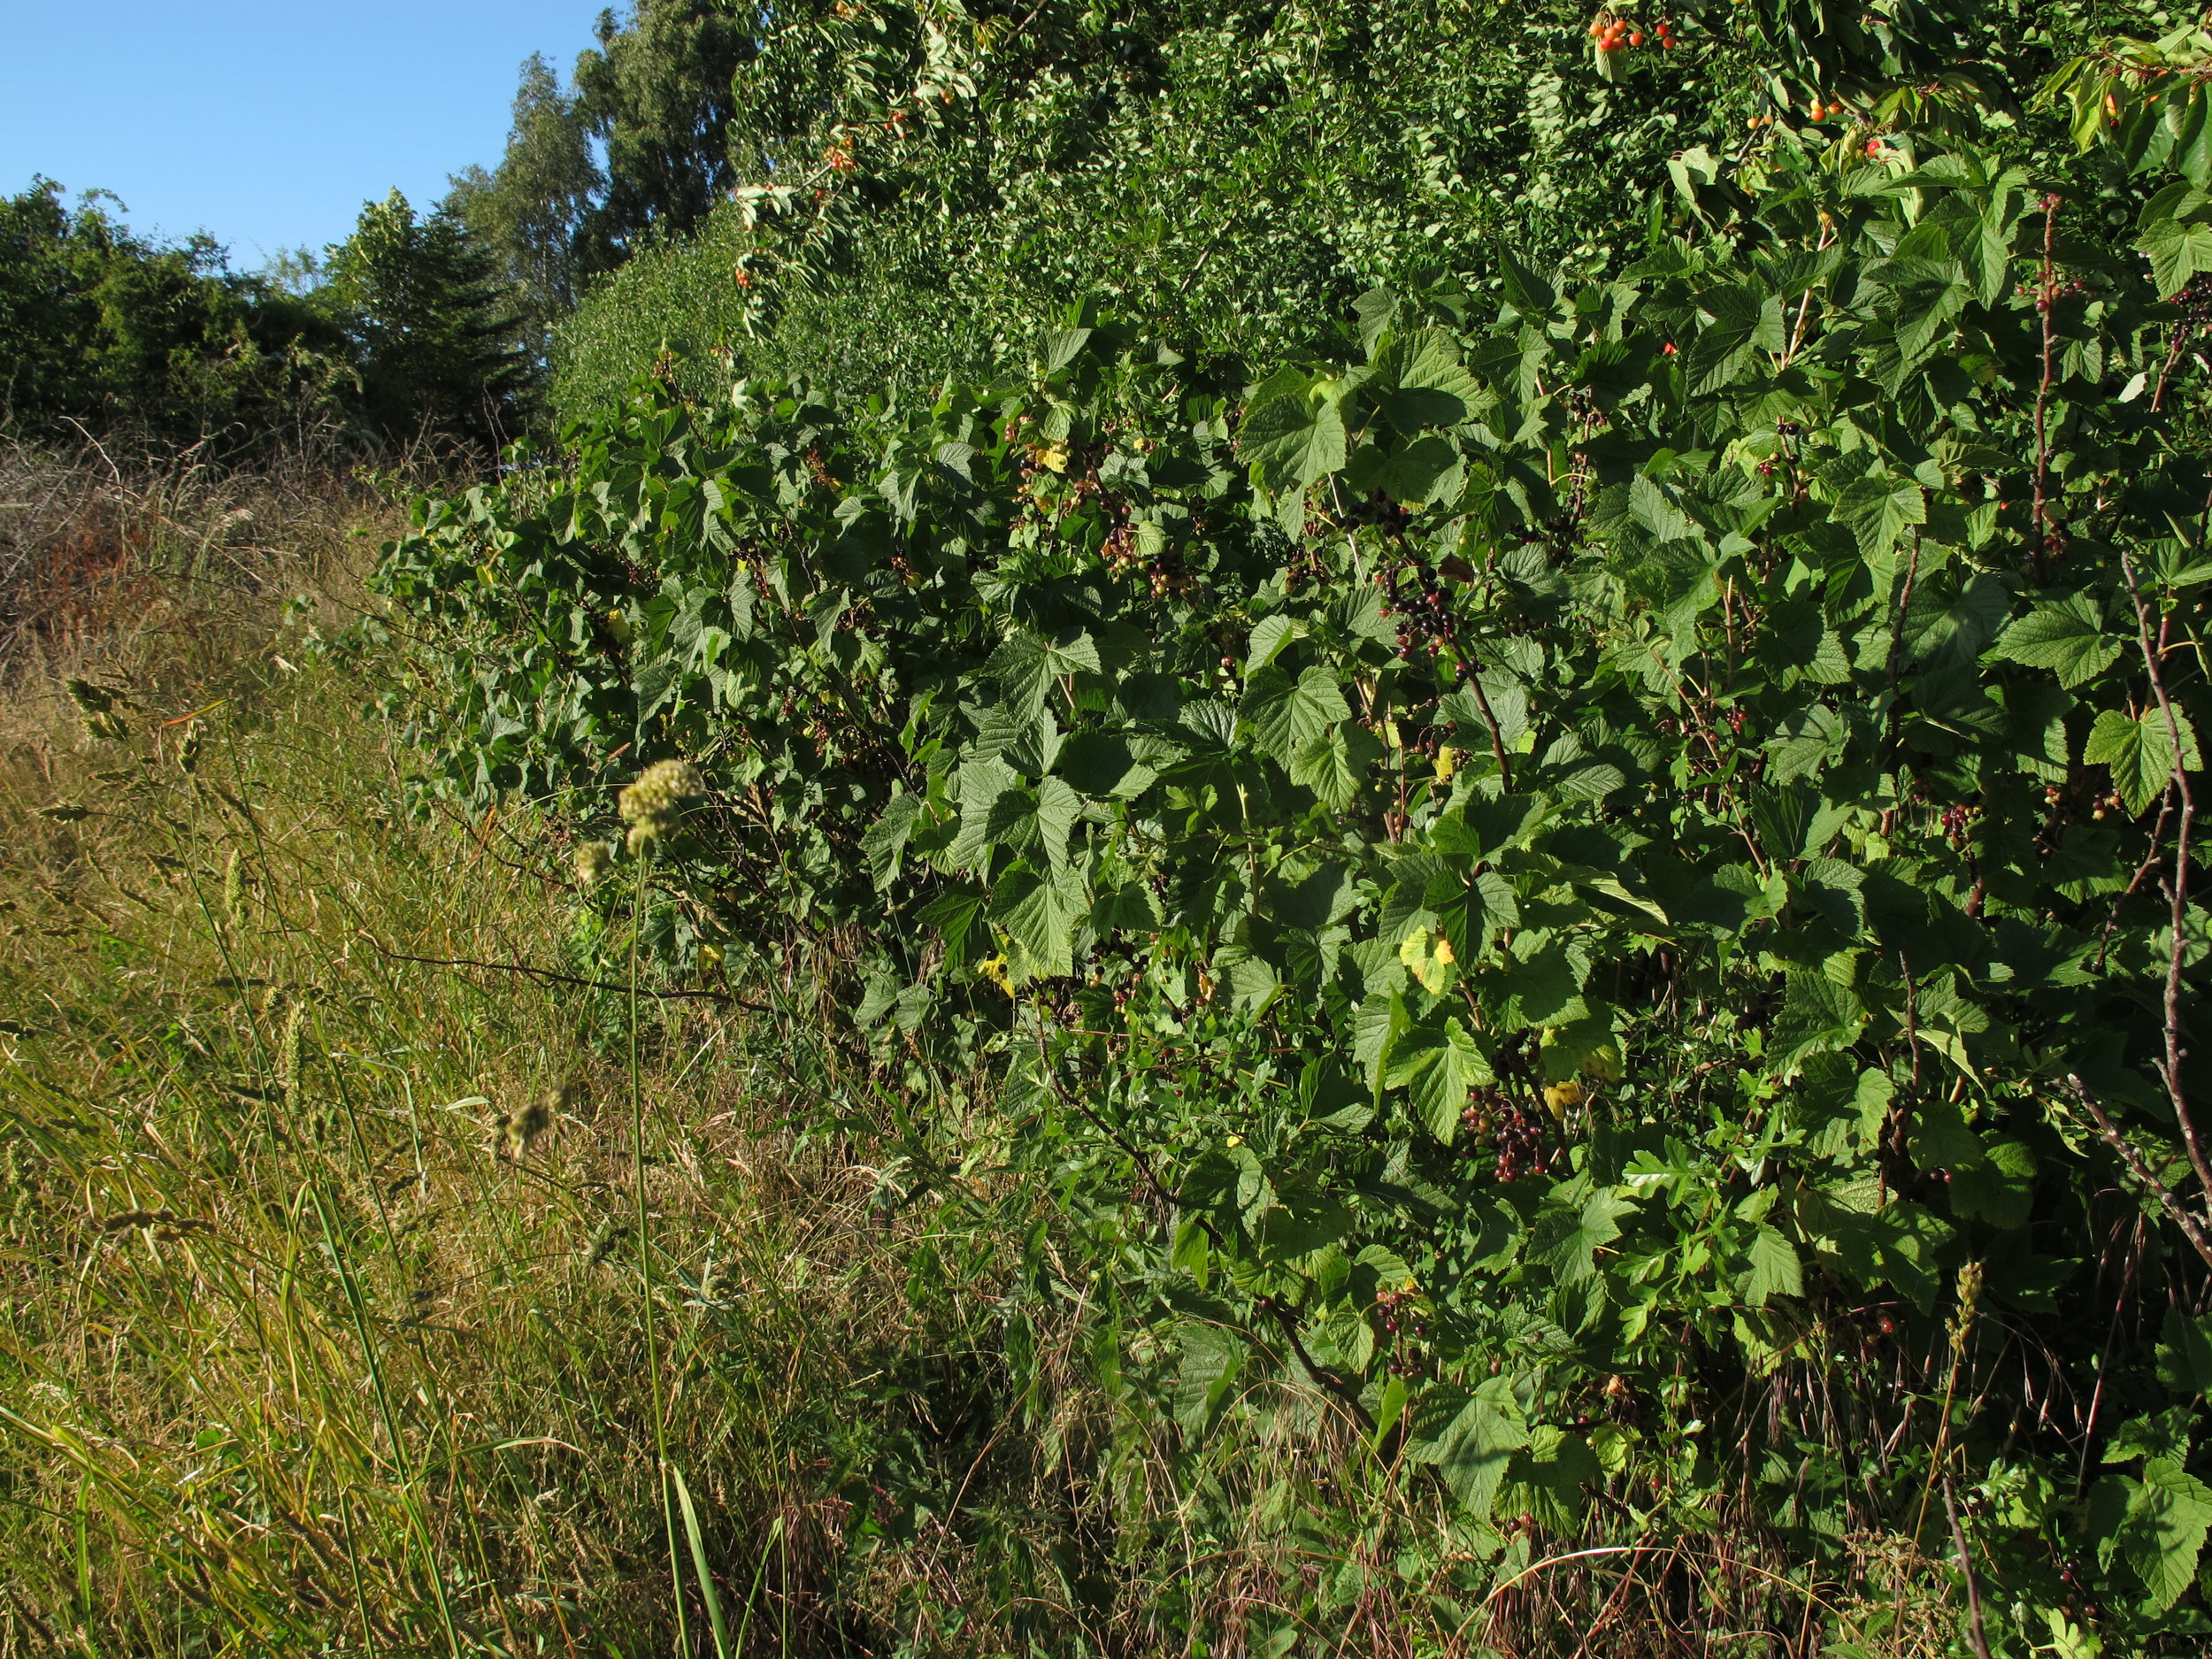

{"left": 572, "top": 0, "right": 761, "bottom": 260}
{"left": 446, "top": 53, "right": 603, "bottom": 330}
{"left": 0, "top": 178, "right": 345, "bottom": 445}
{"left": 0, "top": 178, "right": 533, "bottom": 454}
{"left": 317, "top": 190, "right": 532, "bottom": 451}
{"left": 449, "top": 0, "right": 769, "bottom": 342}
{"left": 379, "top": 83, "right": 2212, "bottom": 1643}
{"left": 548, "top": 0, "right": 2130, "bottom": 419}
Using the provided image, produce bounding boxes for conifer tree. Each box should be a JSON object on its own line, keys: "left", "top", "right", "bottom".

{"left": 319, "top": 191, "right": 528, "bottom": 452}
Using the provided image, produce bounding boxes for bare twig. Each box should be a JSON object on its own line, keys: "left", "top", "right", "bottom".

{"left": 2094, "top": 787, "right": 2177, "bottom": 973}
{"left": 2031, "top": 196, "right": 2062, "bottom": 582}
{"left": 2118, "top": 551, "right": 2206, "bottom": 1199}
{"left": 356, "top": 935, "right": 764, "bottom": 1010}
{"left": 1462, "top": 665, "right": 1515, "bottom": 790}
{"left": 1942, "top": 1471, "right": 1993, "bottom": 1659}
{"left": 2069, "top": 1078, "right": 2212, "bottom": 1269}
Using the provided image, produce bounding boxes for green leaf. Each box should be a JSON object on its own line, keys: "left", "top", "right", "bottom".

{"left": 1402, "top": 1016, "right": 1489, "bottom": 1141}
{"left": 1996, "top": 592, "right": 2124, "bottom": 687}
{"left": 1769, "top": 970, "right": 1867, "bottom": 1072}
{"left": 949, "top": 754, "right": 1022, "bottom": 872}
{"left": 1240, "top": 384, "right": 1348, "bottom": 488}
{"left": 2085, "top": 706, "right": 2201, "bottom": 816}
{"left": 917, "top": 887, "right": 987, "bottom": 957}
{"left": 1764, "top": 703, "right": 1848, "bottom": 785}
{"left": 1502, "top": 936, "right": 1590, "bottom": 1029}
{"left": 1427, "top": 1377, "right": 1529, "bottom": 1518}
{"left": 1242, "top": 614, "right": 1308, "bottom": 676}
{"left": 1345, "top": 434, "right": 1463, "bottom": 505}
{"left": 988, "top": 628, "right": 1101, "bottom": 713}
{"left": 1531, "top": 1187, "right": 1633, "bottom": 1284}
{"left": 861, "top": 790, "right": 926, "bottom": 890}
{"left": 1089, "top": 879, "right": 1162, "bottom": 934}
{"left": 1740, "top": 1225, "right": 1803, "bottom": 1307}
{"left": 1835, "top": 473, "right": 1926, "bottom": 561}
{"left": 1171, "top": 1323, "right": 1245, "bottom": 1435}
{"left": 1037, "top": 326, "right": 1092, "bottom": 372}
{"left": 1496, "top": 250, "right": 1555, "bottom": 316}
{"left": 1629, "top": 472, "right": 1698, "bottom": 544}
{"left": 2096, "top": 1459, "right": 2212, "bottom": 1612}
{"left": 1353, "top": 992, "right": 1407, "bottom": 1095}
{"left": 2159, "top": 1308, "right": 2212, "bottom": 1398}
{"left": 2139, "top": 210, "right": 2212, "bottom": 297}
{"left": 1947, "top": 1138, "right": 2038, "bottom": 1230}
{"left": 1288, "top": 726, "right": 1362, "bottom": 809}
{"left": 1905, "top": 572, "right": 2011, "bottom": 670}
{"left": 1030, "top": 776, "right": 1083, "bottom": 876}
{"left": 1058, "top": 731, "right": 1157, "bottom": 800}
{"left": 992, "top": 864, "right": 1082, "bottom": 982}
{"left": 1240, "top": 664, "right": 1350, "bottom": 767}
{"left": 1363, "top": 328, "right": 1480, "bottom": 432}
{"left": 1684, "top": 283, "right": 1769, "bottom": 392}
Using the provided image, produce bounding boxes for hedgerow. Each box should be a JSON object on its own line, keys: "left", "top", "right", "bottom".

{"left": 373, "top": 12, "right": 2212, "bottom": 1654}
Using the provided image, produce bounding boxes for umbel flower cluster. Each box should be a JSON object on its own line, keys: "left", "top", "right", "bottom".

{"left": 617, "top": 759, "right": 707, "bottom": 854}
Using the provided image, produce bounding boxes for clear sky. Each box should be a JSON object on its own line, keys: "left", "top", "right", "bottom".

{"left": 0, "top": 2, "right": 608, "bottom": 269}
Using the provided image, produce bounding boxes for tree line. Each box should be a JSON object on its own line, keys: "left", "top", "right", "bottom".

{"left": 0, "top": 0, "right": 753, "bottom": 456}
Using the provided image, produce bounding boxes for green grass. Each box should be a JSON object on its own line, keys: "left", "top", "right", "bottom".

{"left": 0, "top": 472, "right": 997, "bottom": 1654}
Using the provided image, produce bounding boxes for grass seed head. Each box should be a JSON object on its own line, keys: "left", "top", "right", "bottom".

{"left": 573, "top": 840, "right": 618, "bottom": 889}
{"left": 496, "top": 1081, "right": 579, "bottom": 1158}
{"left": 64, "top": 678, "right": 116, "bottom": 715}
{"left": 278, "top": 998, "right": 305, "bottom": 1104}
{"left": 618, "top": 759, "right": 707, "bottom": 849}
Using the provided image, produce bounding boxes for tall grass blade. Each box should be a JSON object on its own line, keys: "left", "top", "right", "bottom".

{"left": 670, "top": 1463, "right": 734, "bottom": 1659}
{"left": 731, "top": 1514, "right": 785, "bottom": 1659}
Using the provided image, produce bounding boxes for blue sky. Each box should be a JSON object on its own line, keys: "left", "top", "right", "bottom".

{"left": 0, "top": 2, "right": 608, "bottom": 269}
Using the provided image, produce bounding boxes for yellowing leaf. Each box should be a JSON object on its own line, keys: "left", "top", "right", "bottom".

{"left": 1399, "top": 926, "right": 1455, "bottom": 995}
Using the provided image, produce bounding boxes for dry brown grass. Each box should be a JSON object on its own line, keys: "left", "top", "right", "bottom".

{"left": 0, "top": 444, "right": 949, "bottom": 1654}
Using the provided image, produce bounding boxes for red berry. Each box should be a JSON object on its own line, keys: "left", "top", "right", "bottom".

{"left": 1629, "top": 31, "right": 1644, "bottom": 44}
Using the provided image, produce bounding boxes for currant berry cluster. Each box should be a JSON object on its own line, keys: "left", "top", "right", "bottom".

{"left": 1937, "top": 802, "right": 1982, "bottom": 847}
{"left": 1102, "top": 522, "right": 1141, "bottom": 576}
{"left": 1589, "top": 12, "right": 1676, "bottom": 51}
{"left": 1147, "top": 553, "right": 1194, "bottom": 599}
{"left": 1492, "top": 1106, "right": 1551, "bottom": 1183}
{"left": 1462, "top": 1090, "right": 1555, "bottom": 1182}
{"left": 1376, "top": 557, "right": 1462, "bottom": 665}
{"left": 2180, "top": 273, "right": 2212, "bottom": 327}
{"left": 1852, "top": 1305, "right": 1902, "bottom": 1358}
{"left": 1374, "top": 1288, "right": 1425, "bottom": 1335}
{"left": 2019, "top": 277, "right": 2090, "bottom": 312}
{"left": 1344, "top": 493, "right": 1413, "bottom": 531}
{"left": 1375, "top": 1289, "right": 1432, "bottom": 1376}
